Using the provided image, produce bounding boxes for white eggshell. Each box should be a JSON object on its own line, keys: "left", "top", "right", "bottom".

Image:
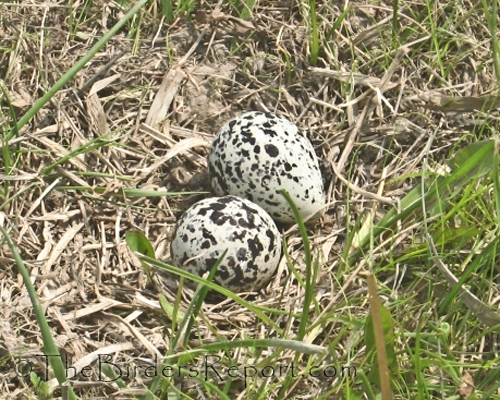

{"left": 208, "top": 111, "right": 326, "bottom": 224}
{"left": 170, "top": 196, "right": 282, "bottom": 292}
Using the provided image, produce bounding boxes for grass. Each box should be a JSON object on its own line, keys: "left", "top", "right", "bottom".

{"left": 308, "top": 0, "right": 320, "bottom": 65}
{"left": 1, "top": 0, "right": 500, "bottom": 399}
{"left": 0, "top": 225, "right": 77, "bottom": 400}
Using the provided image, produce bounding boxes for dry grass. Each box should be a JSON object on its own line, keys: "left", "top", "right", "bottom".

{"left": 1, "top": 0, "right": 500, "bottom": 399}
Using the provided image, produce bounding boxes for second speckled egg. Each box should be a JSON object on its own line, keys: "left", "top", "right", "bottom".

{"left": 170, "top": 196, "right": 282, "bottom": 293}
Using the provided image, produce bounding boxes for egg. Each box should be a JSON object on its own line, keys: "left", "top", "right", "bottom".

{"left": 170, "top": 196, "right": 282, "bottom": 292}
{"left": 208, "top": 111, "right": 326, "bottom": 224}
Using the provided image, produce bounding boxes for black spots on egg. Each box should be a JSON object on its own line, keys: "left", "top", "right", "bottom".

{"left": 307, "top": 149, "right": 316, "bottom": 162}
{"left": 262, "top": 175, "right": 272, "bottom": 188}
{"left": 236, "top": 247, "right": 247, "bottom": 261}
{"left": 209, "top": 162, "right": 229, "bottom": 194}
{"left": 209, "top": 209, "right": 228, "bottom": 225}
{"left": 247, "top": 236, "right": 264, "bottom": 259}
{"left": 234, "top": 161, "right": 244, "bottom": 177}
{"left": 179, "top": 253, "right": 189, "bottom": 267}
{"left": 230, "top": 230, "right": 246, "bottom": 241}
{"left": 218, "top": 175, "right": 230, "bottom": 193}
{"left": 239, "top": 199, "right": 260, "bottom": 223}
{"left": 246, "top": 260, "right": 259, "bottom": 275}
{"left": 210, "top": 201, "right": 226, "bottom": 212}
{"left": 207, "top": 161, "right": 216, "bottom": 177}
{"left": 217, "top": 265, "right": 230, "bottom": 282}
{"left": 212, "top": 137, "right": 221, "bottom": 151}
{"left": 262, "top": 112, "right": 275, "bottom": 121}
{"left": 265, "top": 199, "right": 280, "bottom": 207}
{"left": 226, "top": 257, "right": 236, "bottom": 269}
{"left": 203, "top": 256, "right": 220, "bottom": 273}
{"left": 237, "top": 217, "right": 250, "bottom": 228}
{"left": 227, "top": 270, "right": 245, "bottom": 290}
{"left": 265, "top": 144, "right": 279, "bottom": 157}
{"left": 241, "top": 215, "right": 257, "bottom": 230}
{"left": 201, "top": 227, "right": 217, "bottom": 245}
{"left": 217, "top": 196, "right": 233, "bottom": 205}
{"left": 263, "top": 129, "right": 278, "bottom": 138}
{"left": 224, "top": 165, "right": 233, "bottom": 178}
{"left": 240, "top": 129, "right": 256, "bottom": 146}
{"left": 243, "top": 113, "right": 257, "bottom": 120}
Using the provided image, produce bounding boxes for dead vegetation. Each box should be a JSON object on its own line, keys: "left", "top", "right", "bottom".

{"left": 1, "top": 0, "right": 499, "bottom": 399}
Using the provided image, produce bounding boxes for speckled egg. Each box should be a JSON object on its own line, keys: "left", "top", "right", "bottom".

{"left": 170, "top": 196, "right": 282, "bottom": 292}
{"left": 208, "top": 111, "right": 326, "bottom": 224}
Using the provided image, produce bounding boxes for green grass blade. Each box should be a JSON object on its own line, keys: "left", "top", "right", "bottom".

{"left": 138, "top": 255, "right": 285, "bottom": 329}
{"left": 392, "top": 0, "right": 400, "bottom": 48}
{"left": 125, "top": 230, "right": 155, "bottom": 283}
{"left": 0, "top": 82, "right": 19, "bottom": 142}
{"left": 308, "top": 0, "right": 319, "bottom": 65}
{"left": 276, "top": 189, "right": 316, "bottom": 400}
{"left": 160, "top": 0, "right": 175, "bottom": 22}
{"left": 278, "top": 189, "right": 313, "bottom": 341}
{"left": 146, "top": 250, "right": 225, "bottom": 400}
{"left": 365, "top": 285, "right": 396, "bottom": 394}
{"left": 325, "top": 6, "right": 350, "bottom": 41}
{"left": 240, "top": 0, "right": 256, "bottom": 20}
{"left": 180, "top": 256, "right": 223, "bottom": 348}
{"left": 482, "top": 0, "right": 500, "bottom": 81}
{"left": 0, "top": 84, "right": 16, "bottom": 181}
{"left": 55, "top": 186, "right": 204, "bottom": 198}
{"left": 0, "top": 226, "right": 77, "bottom": 400}
{"left": 40, "top": 135, "right": 117, "bottom": 176}
{"left": 176, "top": 338, "right": 325, "bottom": 362}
